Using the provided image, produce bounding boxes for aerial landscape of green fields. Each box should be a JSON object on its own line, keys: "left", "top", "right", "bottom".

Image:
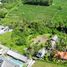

{"left": 0, "top": 0, "right": 67, "bottom": 67}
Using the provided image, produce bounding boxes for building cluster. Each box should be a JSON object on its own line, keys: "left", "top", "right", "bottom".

{"left": 0, "top": 44, "right": 35, "bottom": 67}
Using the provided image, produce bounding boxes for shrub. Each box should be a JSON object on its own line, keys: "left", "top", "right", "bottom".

{"left": 0, "top": 8, "right": 7, "bottom": 18}
{"left": 24, "top": 0, "right": 53, "bottom": 6}
{"left": 1, "top": 0, "right": 18, "bottom": 3}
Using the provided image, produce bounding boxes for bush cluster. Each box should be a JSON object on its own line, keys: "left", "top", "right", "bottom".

{"left": 24, "top": 0, "right": 53, "bottom": 6}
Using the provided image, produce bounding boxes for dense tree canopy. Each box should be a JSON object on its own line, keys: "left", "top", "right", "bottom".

{"left": 1, "top": 0, "right": 20, "bottom": 3}
{"left": 24, "top": 0, "right": 53, "bottom": 6}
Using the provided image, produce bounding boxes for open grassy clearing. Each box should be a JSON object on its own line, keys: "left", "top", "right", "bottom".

{"left": 1, "top": 0, "right": 67, "bottom": 23}
{"left": 5, "top": 5, "right": 58, "bottom": 23}
{"left": 2, "top": 0, "right": 67, "bottom": 27}
{"left": 33, "top": 61, "right": 66, "bottom": 67}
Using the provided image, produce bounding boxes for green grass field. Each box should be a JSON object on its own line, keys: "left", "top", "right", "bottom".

{"left": 2, "top": 0, "right": 67, "bottom": 27}
{"left": 6, "top": 0, "right": 67, "bottom": 18}
{"left": 33, "top": 61, "right": 66, "bottom": 67}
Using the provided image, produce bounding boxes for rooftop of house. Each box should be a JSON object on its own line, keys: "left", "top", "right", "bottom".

{"left": 0, "top": 44, "right": 28, "bottom": 63}
{"left": 0, "top": 58, "right": 19, "bottom": 67}
{"left": 0, "top": 25, "right": 13, "bottom": 34}
{"left": 55, "top": 51, "right": 67, "bottom": 60}
{"left": 7, "top": 50, "right": 28, "bottom": 63}
{"left": 0, "top": 44, "right": 35, "bottom": 67}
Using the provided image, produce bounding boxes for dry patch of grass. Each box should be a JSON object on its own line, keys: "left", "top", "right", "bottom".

{"left": 31, "top": 34, "right": 50, "bottom": 45}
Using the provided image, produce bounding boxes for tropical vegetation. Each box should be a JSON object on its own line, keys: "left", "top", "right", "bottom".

{"left": 0, "top": 0, "right": 67, "bottom": 67}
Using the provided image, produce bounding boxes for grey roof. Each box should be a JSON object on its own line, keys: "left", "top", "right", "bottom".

{"left": 0, "top": 25, "right": 13, "bottom": 34}
{"left": 0, "top": 58, "right": 3, "bottom": 67}
{"left": 0, "top": 58, "right": 19, "bottom": 67}
{"left": 7, "top": 50, "right": 28, "bottom": 62}
{"left": 1, "top": 60, "right": 19, "bottom": 67}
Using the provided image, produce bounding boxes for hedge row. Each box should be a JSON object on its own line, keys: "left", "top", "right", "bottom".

{"left": 24, "top": 0, "right": 53, "bottom": 6}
